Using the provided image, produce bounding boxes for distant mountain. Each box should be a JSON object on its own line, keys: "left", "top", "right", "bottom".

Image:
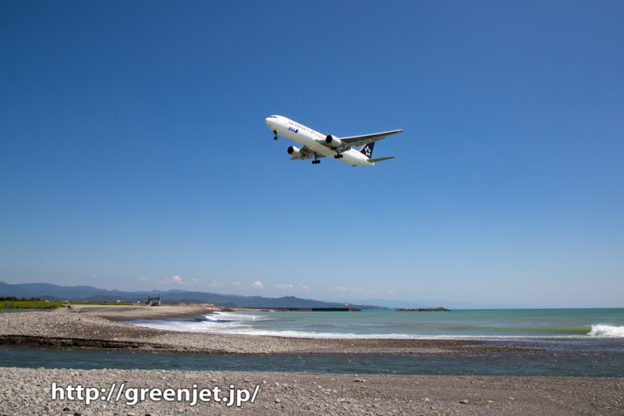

{"left": 0, "top": 281, "right": 380, "bottom": 309}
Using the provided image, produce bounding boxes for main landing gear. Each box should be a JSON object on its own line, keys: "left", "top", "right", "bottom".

{"left": 334, "top": 153, "right": 344, "bottom": 159}
{"left": 273, "top": 130, "right": 278, "bottom": 140}
{"left": 312, "top": 154, "right": 321, "bottom": 164}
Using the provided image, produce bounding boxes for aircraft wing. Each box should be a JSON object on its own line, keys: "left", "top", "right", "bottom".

{"left": 338, "top": 129, "right": 404, "bottom": 147}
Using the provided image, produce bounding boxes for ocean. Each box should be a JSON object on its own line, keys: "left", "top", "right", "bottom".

{"left": 128, "top": 308, "right": 624, "bottom": 339}
{"left": 3, "top": 309, "right": 624, "bottom": 376}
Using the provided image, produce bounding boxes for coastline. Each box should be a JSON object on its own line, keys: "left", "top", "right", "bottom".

{"left": 2, "top": 305, "right": 623, "bottom": 414}
{"left": 0, "top": 306, "right": 535, "bottom": 354}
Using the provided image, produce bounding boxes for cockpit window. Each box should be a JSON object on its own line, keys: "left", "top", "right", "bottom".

{"left": 269, "top": 115, "right": 278, "bottom": 119}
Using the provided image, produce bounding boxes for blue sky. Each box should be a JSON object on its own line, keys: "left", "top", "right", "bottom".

{"left": 1, "top": 0, "right": 623, "bottom": 307}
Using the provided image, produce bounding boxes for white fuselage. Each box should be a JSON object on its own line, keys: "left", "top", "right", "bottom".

{"left": 265, "top": 115, "right": 374, "bottom": 166}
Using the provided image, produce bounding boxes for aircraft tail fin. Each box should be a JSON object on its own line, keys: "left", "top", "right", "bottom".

{"left": 361, "top": 142, "right": 395, "bottom": 163}
{"left": 360, "top": 142, "right": 375, "bottom": 158}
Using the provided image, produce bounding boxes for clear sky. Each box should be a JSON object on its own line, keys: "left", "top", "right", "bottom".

{"left": 1, "top": 0, "right": 623, "bottom": 307}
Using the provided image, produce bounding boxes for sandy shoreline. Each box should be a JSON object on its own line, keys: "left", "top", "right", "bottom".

{"left": 54, "top": 303, "right": 222, "bottom": 321}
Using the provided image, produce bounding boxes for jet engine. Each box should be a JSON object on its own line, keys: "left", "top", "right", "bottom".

{"left": 325, "top": 135, "right": 342, "bottom": 147}
{"left": 287, "top": 145, "right": 303, "bottom": 158}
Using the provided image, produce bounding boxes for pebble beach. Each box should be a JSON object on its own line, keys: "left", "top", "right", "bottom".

{"left": 1, "top": 305, "right": 623, "bottom": 415}
{"left": 0, "top": 306, "right": 527, "bottom": 354}
{"left": 1, "top": 368, "right": 622, "bottom": 415}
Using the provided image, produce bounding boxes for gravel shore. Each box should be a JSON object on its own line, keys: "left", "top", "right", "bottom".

{"left": 0, "top": 307, "right": 525, "bottom": 354}
{"left": 1, "top": 307, "right": 623, "bottom": 415}
{"left": 1, "top": 367, "right": 622, "bottom": 416}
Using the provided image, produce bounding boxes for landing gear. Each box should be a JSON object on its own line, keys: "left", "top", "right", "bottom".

{"left": 334, "top": 153, "right": 344, "bottom": 159}
{"left": 273, "top": 130, "right": 278, "bottom": 140}
{"left": 312, "top": 154, "right": 321, "bottom": 164}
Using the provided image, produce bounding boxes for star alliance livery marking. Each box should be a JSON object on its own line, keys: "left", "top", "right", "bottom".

{"left": 361, "top": 143, "right": 374, "bottom": 159}
{"left": 265, "top": 115, "right": 403, "bottom": 166}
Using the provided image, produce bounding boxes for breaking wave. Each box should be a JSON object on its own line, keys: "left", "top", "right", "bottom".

{"left": 588, "top": 324, "right": 624, "bottom": 338}
{"left": 130, "top": 311, "right": 270, "bottom": 333}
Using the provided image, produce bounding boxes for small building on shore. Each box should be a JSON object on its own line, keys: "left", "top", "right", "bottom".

{"left": 146, "top": 296, "right": 161, "bottom": 306}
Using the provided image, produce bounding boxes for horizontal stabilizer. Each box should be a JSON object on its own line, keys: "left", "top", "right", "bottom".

{"left": 369, "top": 156, "right": 395, "bottom": 163}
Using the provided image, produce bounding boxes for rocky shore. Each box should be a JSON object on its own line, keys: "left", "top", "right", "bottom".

{"left": 0, "top": 307, "right": 528, "bottom": 354}
{"left": 1, "top": 306, "right": 623, "bottom": 415}
{"left": 1, "top": 367, "right": 622, "bottom": 416}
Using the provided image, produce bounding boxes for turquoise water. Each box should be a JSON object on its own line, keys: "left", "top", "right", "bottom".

{"left": 130, "top": 309, "right": 624, "bottom": 339}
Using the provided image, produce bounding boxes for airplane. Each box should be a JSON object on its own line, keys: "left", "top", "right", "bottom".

{"left": 265, "top": 115, "right": 403, "bottom": 166}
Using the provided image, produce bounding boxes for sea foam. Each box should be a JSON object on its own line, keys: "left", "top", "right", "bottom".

{"left": 588, "top": 324, "right": 624, "bottom": 337}
{"left": 129, "top": 311, "right": 270, "bottom": 333}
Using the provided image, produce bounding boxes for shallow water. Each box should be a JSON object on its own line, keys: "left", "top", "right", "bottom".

{"left": 2, "top": 340, "right": 624, "bottom": 376}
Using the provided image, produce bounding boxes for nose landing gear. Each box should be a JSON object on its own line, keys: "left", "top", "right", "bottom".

{"left": 273, "top": 130, "right": 278, "bottom": 140}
